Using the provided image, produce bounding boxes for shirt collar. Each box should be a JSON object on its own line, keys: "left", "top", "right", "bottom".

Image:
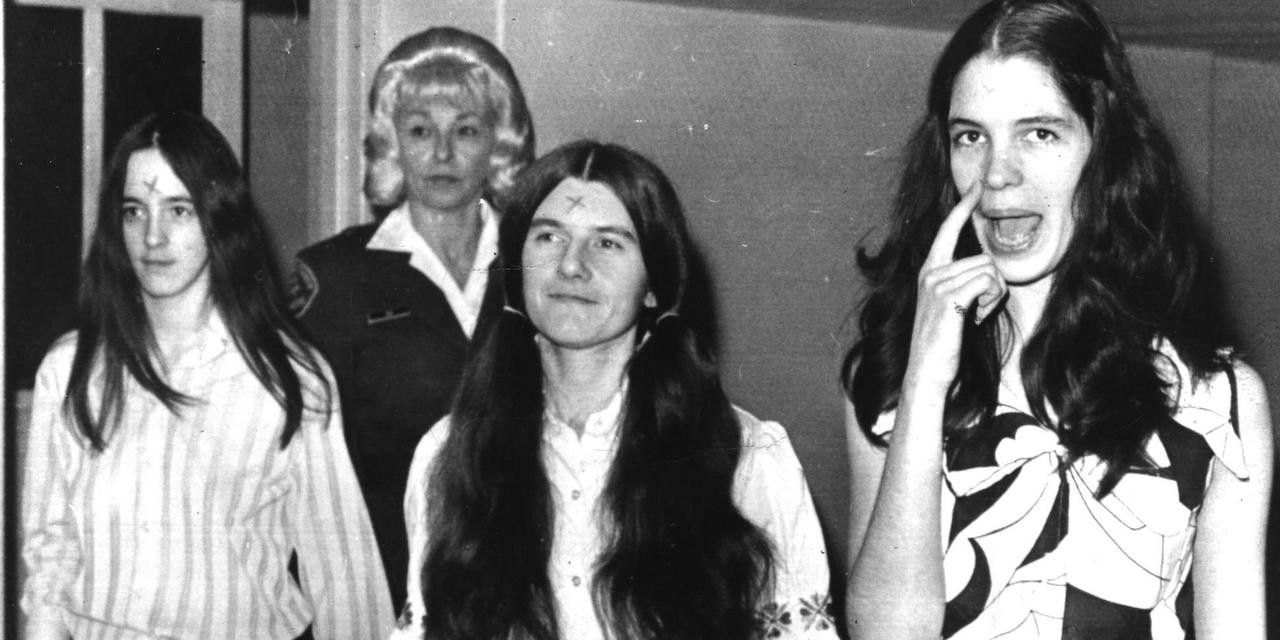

{"left": 166, "top": 309, "right": 234, "bottom": 372}
{"left": 365, "top": 200, "right": 498, "bottom": 338}
{"left": 365, "top": 200, "right": 496, "bottom": 255}
{"left": 543, "top": 380, "right": 628, "bottom": 441}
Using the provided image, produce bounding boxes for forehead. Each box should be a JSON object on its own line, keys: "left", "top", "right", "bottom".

{"left": 949, "top": 54, "right": 1076, "bottom": 123}
{"left": 532, "top": 178, "right": 633, "bottom": 232}
{"left": 395, "top": 93, "right": 490, "bottom": 123}
{"left": 396, "top": 76, "right": 492, "bottom": 119}
{"left": 123, "top": 148, "right": 189, "bottom": 197}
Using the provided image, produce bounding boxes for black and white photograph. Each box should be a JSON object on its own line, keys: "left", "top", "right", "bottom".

{"left": 3, "top": 0, "right": 1278, "bottom": 638}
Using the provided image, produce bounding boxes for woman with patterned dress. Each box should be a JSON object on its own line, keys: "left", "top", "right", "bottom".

{"left": 21, "top": 112, "right": 391, "bottom": 639}
{"left": 392, "top": 141, "right": 839, "bottom": 640}
{"left": 842, "top": 1, "right": 1272, "bottom": 638}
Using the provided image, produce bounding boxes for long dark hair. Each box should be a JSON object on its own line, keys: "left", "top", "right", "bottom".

{"left": 421, "top": 140, "right": 773, "bottom": 639}
{"left": 843, "top": 0, "right": 1231, "bottom": 495}
{"left": 66, "top": 111, "right": 327, "bottom": 450}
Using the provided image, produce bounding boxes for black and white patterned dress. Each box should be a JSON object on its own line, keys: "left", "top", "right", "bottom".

{"left": 871, "top": 344, "right": 1249, "bottom": 639}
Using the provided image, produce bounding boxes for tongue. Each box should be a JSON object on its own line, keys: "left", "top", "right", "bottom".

{"left": 992, "top": 216, "right": 1038, "bottom": 244}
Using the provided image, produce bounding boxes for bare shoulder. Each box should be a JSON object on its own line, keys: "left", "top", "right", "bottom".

{"left": 1229, "top": 359, "right": 1273, "bottom": 463}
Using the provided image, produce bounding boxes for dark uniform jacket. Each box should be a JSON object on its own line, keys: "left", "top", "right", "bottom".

{"left": 291, "top": 223, "right": 503, "bottom": 612}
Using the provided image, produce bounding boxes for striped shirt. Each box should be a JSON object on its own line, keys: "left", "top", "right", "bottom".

{"left": 21, "top": 316, "right": 394, "bottom": 639}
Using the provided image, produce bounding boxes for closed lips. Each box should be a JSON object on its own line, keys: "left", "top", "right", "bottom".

{"left": 548, "top": 292, "right": 595, "bottom": 304}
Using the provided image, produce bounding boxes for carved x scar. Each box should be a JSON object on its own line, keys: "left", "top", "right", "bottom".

{"left": 564, "top": 195, "right": 586, "bottom": 214}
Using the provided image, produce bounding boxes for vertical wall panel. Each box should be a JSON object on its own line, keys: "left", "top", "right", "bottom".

{"left": 1209, "top": 57, "right": 1280, "bottom": 629}
{"left": 248, "top": 8, "right": 311, "bottom": 266}
{"left": 102, "top": 11, "right": 203, "bottom": 158}
{"left": 5, "top": 5, "right": 83, "bottom": 391}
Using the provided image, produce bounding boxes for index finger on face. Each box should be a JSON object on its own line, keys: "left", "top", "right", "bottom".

{"left": 924, "top": 180, "right": 984, "bottom": 269}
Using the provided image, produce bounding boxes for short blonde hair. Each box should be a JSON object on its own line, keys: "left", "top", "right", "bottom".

{"left": 364, "top": 27, "right": 535, "bottom": 208}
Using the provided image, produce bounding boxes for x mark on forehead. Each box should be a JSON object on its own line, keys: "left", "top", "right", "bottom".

{"left": 144, "top": 175, "right": 160, "bottom": 194}
{"left": 563, "top": 195, "right": 586, "bottom": 214}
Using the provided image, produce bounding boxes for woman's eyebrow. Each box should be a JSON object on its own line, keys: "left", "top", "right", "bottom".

{"left": 530, "top": 218, "right": 638, "bottom": 241}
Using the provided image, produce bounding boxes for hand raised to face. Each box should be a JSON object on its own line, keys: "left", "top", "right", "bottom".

{"left": 907, "top": 181, "right": 1008, "bottom": 392}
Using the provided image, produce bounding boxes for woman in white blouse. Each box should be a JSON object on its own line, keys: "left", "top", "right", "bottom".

{"left": 21, "top": 112, "right": 391, "bottom": 639}
{"left": 395, "top": 140, "right": 838, "bottom": 640}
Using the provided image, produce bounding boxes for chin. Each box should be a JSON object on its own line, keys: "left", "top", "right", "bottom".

{"left": 992, "top": 258, "right": 1057, "bottom": 286}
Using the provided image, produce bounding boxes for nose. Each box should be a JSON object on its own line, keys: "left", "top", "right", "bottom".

{"left": 432, "top": 132, "right": 454, "bottom": 162}
{"left": 982, "top": 145, "right": 1023, "bottom": 190}
{"left": 556, "top": 240, "right": 590, "bottom": 280}
{"left": 144, "top": 211, "right": 168, "bottom": 248}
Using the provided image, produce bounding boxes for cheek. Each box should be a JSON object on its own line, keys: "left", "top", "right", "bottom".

{"left": 396, "top": 142, "right": 428, "bottom": 167}
{"left": 623, "top": 263, "right": 651, "bottom": 306}
{"left": 460, "top": 141, "right": 495, "bottom": 172}
{"left": 949, "top": 151, "right": 980, "bottom": 188}
{"left": 520, "top": 246, "right": 545, "bottom": 289}
{"left": 179, "top": 225, "right": 210, "bottom": 260}
{"left": 122, "top": 226, "right": 144, "bottom": 257}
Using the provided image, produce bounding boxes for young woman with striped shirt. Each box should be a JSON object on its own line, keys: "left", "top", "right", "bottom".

{"left": 21, "top": 112, "right": 393, "bottom": 639}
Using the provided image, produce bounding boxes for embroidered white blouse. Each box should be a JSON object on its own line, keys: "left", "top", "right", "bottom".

{"left": 394, "top": 393, "right": 839, "bottom": 639}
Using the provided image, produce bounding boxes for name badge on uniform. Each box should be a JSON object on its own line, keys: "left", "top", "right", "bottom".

{"left": 367, "top": 306, "right": 412, "bottom": 325}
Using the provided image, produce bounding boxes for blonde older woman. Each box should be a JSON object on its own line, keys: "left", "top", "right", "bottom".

{"left": 291, "top": 27, "right": 534, "bottom": 611}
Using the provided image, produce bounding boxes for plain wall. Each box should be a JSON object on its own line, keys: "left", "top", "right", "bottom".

{"left": 247, "top": 7, "right": 311, "bottom": 267}
{"left": 294, "top": 0, "right": 1280, "bottom": 622}
{"left": 1209, "top": 56, "right": 1280, "bottom": 624}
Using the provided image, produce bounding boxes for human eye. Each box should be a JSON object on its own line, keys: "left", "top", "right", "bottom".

{"left": 172, "top": 204, "right": 195, "bottom": 217}
{"left": 121, "top": 204, "right": 144, "bottom": 222}
{"left": 596, "top": 235, "right": 629, "bottom": 251}
{"left": 529, "top": 228, "right": 562, "bottom": 245}
{"left": 1026, "top": 128, "right": 1059, "bottom": 143}
{"left": 950, "top": 129, "right": 984, "bottom": 148}
{"left": 400, "top": 117, "right": 430, "bottom": 139}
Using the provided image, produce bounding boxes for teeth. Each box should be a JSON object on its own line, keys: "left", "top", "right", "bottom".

{"left": 991, "top": 216, "right": 1038, "bottom": 249}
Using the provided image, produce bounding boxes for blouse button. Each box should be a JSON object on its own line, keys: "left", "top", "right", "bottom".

{"left": 571, "top": 489, "right": 582, "bottom": 500}
{"left": 572, "top": 576, "right": 582, "bottom": 587}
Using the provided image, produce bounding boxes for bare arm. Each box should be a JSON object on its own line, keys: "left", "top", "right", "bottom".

{"left": 845, "top": 182, "right": 1006, "bottom": 639}
{"left": 1192, "top": 362, "right": 1272, "bottom": 639}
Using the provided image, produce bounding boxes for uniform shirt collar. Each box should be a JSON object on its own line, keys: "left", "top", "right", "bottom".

{"left": 365, "top": 200, "right": 498, "bottom": 338}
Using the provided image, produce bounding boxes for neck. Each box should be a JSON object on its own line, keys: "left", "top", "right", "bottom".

{"left": 407, "top": 200, "right": 484, "bottom": 286}
{"left": 997, "top": 275, "right": 1053, "bottom": 407}
{"left": 1003, "top": 275, "right": 1053, "bottom": 350}
{"left": 407, "top": 200, "right": 482, "bottom": 246}
{"left": 144, "top": 292, "right": 217, "bottom": 364}
{"left": 538, "top": 330, "right": 636, "bottom": 435}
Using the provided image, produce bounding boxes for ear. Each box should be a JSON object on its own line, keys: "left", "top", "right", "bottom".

{"left": 644, "top": 290, "right": 657, "bottom": 308}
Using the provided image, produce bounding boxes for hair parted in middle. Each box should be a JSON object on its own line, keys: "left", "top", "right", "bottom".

{"left": 844, "top": 0, "right": 1231, "bottom": 496}
{"left": 66, "top": 111, "right": 329, "bottom": 452}
{"left": 363, "top": 26, "right": 535, "bottom": 209}
{"left": 419, "top": 140, "right": 773, "bottom": 640}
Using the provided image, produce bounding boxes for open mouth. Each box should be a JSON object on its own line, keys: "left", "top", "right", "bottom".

{"left": 981, "top": 212, "right": 1041, "bottom": 253}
